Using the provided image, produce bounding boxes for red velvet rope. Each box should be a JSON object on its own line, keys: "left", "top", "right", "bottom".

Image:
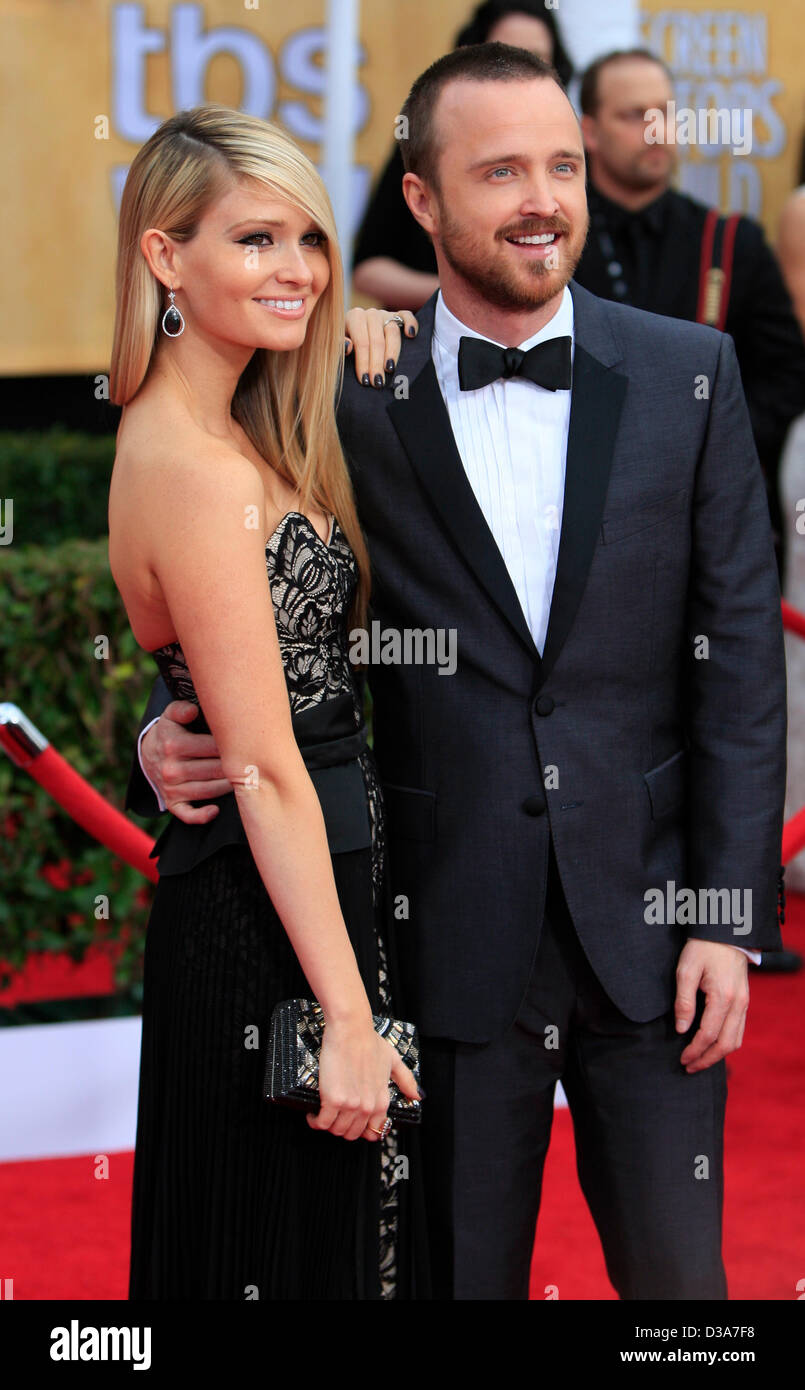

{"left": 1, "top": 706, "right": 158, "bottom": 884}
{"left": 781, "top": 597, "right": 805, "bottom": 640}
{"left": 28, "top": 746, "right": 159, "bottom": 882}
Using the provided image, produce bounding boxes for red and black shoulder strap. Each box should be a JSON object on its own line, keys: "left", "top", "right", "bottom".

{"left": 696, "top": 207, "right": 740, "bottom": 331}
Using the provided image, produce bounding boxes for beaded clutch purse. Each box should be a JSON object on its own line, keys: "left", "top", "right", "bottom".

{"left": 264, "top": 998, "right": 422, "bottom": 1125}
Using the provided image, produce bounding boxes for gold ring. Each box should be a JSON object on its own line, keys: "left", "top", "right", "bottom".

{"left": 367, "top": 1124, "right": 384, "bottom": 1136}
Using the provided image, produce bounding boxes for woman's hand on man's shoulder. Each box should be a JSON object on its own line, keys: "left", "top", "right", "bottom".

{"left": 344, "top": 307, "right": 418, "bottom": 387}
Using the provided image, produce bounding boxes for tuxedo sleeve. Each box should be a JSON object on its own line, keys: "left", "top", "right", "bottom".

{"left": 683, "top": 331, "right": 786, "bottom": 953}
{"left": 124, "top": 675, "right": 173, "bottom": 818}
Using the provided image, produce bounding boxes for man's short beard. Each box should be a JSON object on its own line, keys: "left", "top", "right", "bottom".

{"left": 615, "top": 148, "right": 677, "bottom": 191}
{"left": 435, "top": 201, "right": 589, "bottom": 312}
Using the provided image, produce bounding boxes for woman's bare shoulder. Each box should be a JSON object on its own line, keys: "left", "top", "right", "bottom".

{"left": 114, "top": 402, "right": 262, "bottom": 498}
{"left": 110, "top": 401, "right": 268, "bottom": 591}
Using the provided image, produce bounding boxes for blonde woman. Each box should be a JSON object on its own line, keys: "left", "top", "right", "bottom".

{"left": 108, "top": 105, "right": 427, "bottom": 1299}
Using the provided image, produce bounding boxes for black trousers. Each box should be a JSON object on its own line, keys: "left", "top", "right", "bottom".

{"left": 418, "top": 840, "right": 728, "bottom": 1300}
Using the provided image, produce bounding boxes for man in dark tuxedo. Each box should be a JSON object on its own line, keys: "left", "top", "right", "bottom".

{"left": 126, "top": 45, "right": 786, "bottom": 1299}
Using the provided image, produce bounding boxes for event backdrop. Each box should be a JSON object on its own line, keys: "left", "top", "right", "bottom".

{"left": 1, "top": 0, "right": 803, "bottom": 375}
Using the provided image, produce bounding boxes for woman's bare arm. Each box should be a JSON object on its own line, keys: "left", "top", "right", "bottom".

{"left": 352, "top": 257, "right": 438, "bottom": 311}
{"left": 135, "top": 445, "right": 419, "bottom": 1134}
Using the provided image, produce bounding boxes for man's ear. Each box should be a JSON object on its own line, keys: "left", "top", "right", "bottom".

{"left": 402, "top": 172, "right": 438, "bottom": 238}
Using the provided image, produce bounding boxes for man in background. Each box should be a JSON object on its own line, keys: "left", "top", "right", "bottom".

{"left": 573, "top": 48, "right": 805, "bottom": 581}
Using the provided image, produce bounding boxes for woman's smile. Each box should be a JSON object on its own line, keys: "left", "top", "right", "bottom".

{"left": 252, "top": 295, "right": 307, "bottom": 318}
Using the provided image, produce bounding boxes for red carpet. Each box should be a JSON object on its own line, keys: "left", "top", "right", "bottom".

{"left": 1, "top": 902, "right": 803, "bottom": 1300}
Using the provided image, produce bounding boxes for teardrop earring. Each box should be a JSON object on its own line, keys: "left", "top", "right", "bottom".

{"left": 161, "top": 286, "right": 185, "bottom": 337}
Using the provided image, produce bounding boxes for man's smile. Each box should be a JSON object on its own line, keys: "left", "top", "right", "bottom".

{"left": 504, "top": 230, "right": 564, "bottom": 258}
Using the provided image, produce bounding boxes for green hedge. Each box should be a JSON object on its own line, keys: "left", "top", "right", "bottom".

{"left": 1, "top": 530, "right": 162, "bottom": 998}
{"left": 0, "top": 428, "right": 116, "bottom": 547}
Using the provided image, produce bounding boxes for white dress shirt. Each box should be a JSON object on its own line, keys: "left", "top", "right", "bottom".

{"left": 137, "top": 718, "right": 168, "bottom": 813}
{"left": 136, "top": 287, "right": 760, "bottom": 963}
{"left": 432, "top": 285, "right": 573, "bottom": 657}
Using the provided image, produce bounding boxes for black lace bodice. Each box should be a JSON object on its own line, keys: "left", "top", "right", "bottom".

{"left": 150, "top": 511, "right": 385, "bottom": 904}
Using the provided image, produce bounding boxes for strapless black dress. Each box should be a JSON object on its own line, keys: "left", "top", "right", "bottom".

{"left": 128, "top": 512, "right": 430, "bottom": 1300}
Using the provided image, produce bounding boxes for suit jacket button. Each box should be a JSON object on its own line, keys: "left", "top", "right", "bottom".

{"left": 522, "top": 795, "right": 546, "bottom": 816}
{"left": 535, "top": 695, "right": 555, "bottom": 716}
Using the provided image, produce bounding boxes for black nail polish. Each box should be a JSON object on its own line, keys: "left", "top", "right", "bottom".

{"left": 407, "top": 325, "right": 416, "bottom": 336}
{"left": 361, "top": 373, "right": 370, "bottom": 386}
{"left": 344, "top": 337, "right": 352, "bottom": 352}
{"left": 373, "top": 373, "right": 384, "bottom": 387}
{"left": 385, "top": 358, "right": 395, "bottom": 372}
{"left": 417, "top": 1085, "right": 426, "bottom": 1099}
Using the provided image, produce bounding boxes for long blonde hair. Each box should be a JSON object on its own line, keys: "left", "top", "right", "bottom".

{"left": 110, "top": 103, "right": 370, "bottom": 630}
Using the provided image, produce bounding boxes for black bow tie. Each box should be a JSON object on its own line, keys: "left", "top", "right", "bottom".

{"left": 458, "top": 334, "right": 572, "bottom": 392}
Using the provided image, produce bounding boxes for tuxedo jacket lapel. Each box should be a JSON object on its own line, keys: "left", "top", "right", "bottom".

{"left": 541, "top": 283, "right": 628, "bottom": 684}
{"left": 386, "top": 332, "right": 542, "bottom": 667}
{"left": 385, "top": 282, "right": 628, "bottom": 686}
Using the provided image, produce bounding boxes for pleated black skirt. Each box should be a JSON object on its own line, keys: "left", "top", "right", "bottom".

{"left": 128, "top": 843, "right": 431, "bottom": 1300}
